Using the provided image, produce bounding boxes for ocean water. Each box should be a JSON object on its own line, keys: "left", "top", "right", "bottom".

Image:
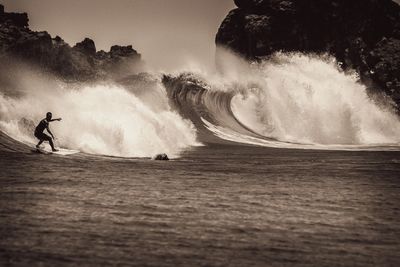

{"left": 1, "top": 52, "right": 400, "bottom": 266}
{"left": 1, "top": 143, "right": 399, "bottom": 266}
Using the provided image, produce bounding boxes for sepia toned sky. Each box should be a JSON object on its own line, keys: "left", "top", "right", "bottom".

{"left": 1, "top": 0, "right": 235, "bottom": 71}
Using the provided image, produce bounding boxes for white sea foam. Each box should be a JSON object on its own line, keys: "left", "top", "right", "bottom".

{"left": 206, "top": 50, "right": 400, "bottom": 148}
{"left": 0, "top": 81, "right": 199, "bottom": 158}
{"left": 1, "top": 50, "right": 399, "bottom": 154}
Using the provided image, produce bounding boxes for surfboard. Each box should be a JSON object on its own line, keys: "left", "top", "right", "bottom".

{"left": 32, "top": 146, "right": 79, "bottom": 155}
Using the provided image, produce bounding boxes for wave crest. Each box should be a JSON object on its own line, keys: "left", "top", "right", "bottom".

{"left": 163, "top": 53, "right": 400, "bottom": 149}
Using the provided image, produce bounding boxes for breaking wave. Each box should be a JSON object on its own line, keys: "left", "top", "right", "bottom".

{"left": 163, "top": 52, "right": 400, "bottom": 150}
{"left": 0, "top": 77, "right": 200, "bottom": 158}
{"left": 1, "top": 51, "right": 400, "bottom": 157}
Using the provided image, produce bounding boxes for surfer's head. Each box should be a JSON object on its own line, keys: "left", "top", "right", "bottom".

{"left": 46, "top": 112, "right": 52, "bottom": 121}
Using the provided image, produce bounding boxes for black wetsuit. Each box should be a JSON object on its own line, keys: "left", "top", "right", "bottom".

{"left": 34, "top": 119, "right": 51, "bottom": 141}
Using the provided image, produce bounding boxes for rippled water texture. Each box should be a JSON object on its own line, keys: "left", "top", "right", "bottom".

{"left": 1, "top": 138, "right": 399, "bottom": 266}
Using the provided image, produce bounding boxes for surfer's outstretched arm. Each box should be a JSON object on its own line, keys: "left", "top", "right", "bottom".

{"left": 46, "top": 118, "right": 61, "bottom": 137}
{"left": 49, "top": 118, "right": 62, "bottom": 122}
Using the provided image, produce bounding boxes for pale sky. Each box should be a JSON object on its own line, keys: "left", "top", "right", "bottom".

{"left": 1, "top": 0, "right": 235, "bottom": 71}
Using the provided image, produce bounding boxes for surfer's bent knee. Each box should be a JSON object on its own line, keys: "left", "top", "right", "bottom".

{"left": 34, "top": 132, "right": 51, "bottom": 141}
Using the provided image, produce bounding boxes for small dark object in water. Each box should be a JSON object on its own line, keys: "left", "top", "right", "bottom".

{"left": 153, "top": 153, "right": 169, "bottom": 161}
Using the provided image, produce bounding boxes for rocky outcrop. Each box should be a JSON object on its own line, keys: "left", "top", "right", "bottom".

{"left": 0, "top": 5, "right": 28, "bottom": 27}
{"left": 73, "top": 38, "right": 96, "bottom": 55}
{"left": 153, "top": 153, "right": 169, "bottom": 160}
{"left": 0, "top": 4, "right": 142, "bottom": 81}
{"left": 216, "top": 0, "right": 400, "bottom": 110}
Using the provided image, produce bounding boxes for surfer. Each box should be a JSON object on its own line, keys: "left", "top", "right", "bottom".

{"left": 34, "top": 112, "right": 62, "bottom": 152}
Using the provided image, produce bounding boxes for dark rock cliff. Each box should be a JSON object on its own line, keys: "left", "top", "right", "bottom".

{"left": 0, "top": 4, "right": 142, "bottom": 81}
{"left": 216, "top": 0, "right": 400, "bottom": 110}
